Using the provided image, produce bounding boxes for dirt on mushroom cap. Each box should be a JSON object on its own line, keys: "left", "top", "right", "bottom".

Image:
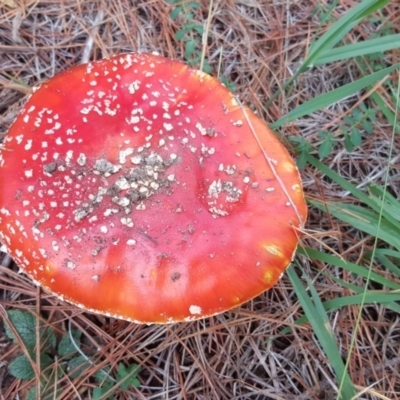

{"left": 0, "top": 53, "right": 307, "bottom": 323}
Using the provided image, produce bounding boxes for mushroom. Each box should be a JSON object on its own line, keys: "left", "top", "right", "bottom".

{"left": 0, "top": 53, "right": 307, "bottom": 323}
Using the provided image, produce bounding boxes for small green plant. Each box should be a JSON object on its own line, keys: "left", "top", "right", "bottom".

{"left": 5, "top": 310, "right": 141, "bottom": 400}
{"left": 166, "top": 0, "right": 236, "bottom": 91}
{"left": 91, "top": 363, "right": 141, "bottom": 400}
{"left": 166, "top": 0, "right": 212, "bottom": 73}
{"left": 319, "top": 104, "right": 377, "bottom": 157}
{"left": 289, "top": 104, "right": 377, "bottom": 167}
{"left": 342, "top": 104, "right": 376, "bottom": 150}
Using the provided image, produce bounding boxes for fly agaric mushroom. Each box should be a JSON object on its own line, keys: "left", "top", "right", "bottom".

{"left": 0, "top": 53, "right": 307, "bottom": 323}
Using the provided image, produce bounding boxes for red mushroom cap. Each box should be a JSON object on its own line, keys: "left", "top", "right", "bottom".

{"left": 0, "top": 53, "right": 307, "bottom": 323}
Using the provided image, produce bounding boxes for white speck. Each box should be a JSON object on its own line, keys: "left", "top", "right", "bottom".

{"left": 25, "top": 170, "right": 33, "bottom": 178}
{"left": 89, "top": 81, "right": 97, "bottom": 86}
{"left": 126, "top": 115, "right": 140, "bottom": 125}
{"left": 195, "top": 122, "right": 207, "bottom": 136}
{"left": 121, "top": 217, "right": 134, "bottom": 227}
{"left": 80, "top": 106, "right": 93, "bottom": 115}
{"left": 104, "top": 208, "right": 118, "bottom": 217}
{"left": 224, "top": 165, "right": 236, "bottom": 175}
{"left": 127, "top": 239, "right": 136, "bottom": 246}
{"left": 77, "top": 153, "right": 86, "bottom": 166}
{"left": 119, "top": 148, "right": 134, "bottom": 164}
{"left": 136, "top": 203, "right": 146, "bottom": 210}
{"left": 65, "top": 150, "right": 73, "bottom": 165}
{"left": 167, "top": 174, "right": 175, "bottom": 181}
{"left": 15, "top": 135, "right": 24, "bottom": 144}
{"left": 163, "top": 123, "right": 173, "bottom": 131}
{"left": 24, "top": 140, "right": 33, "bottom": 150}
{"left": 189, "top": 305, "right": 202, "bottom": 315}
{"left": 115, "top": 177, "right": 130, "bottom": 190}
{"left": 66, "top": 261, "right": 76, "bottom": 269}
{"left": 208, "top": 180, "right": 222, "bottom": 198}
{"left": 52, "top": 241, "right": 59, "bottom": 252}
{"left": 38, "top": 248, "right": 47, "bottom": 257}
{"left": 265, "top": 187, "right": 275, "bottom": 192}
{"left": 131, "top": 155, "right": 142, "bottom": 165}
{"left": 128, "top": 80, "right": 140, "bottom": 94}
{"left": 100, "top": 226, "right": 108, "bottom": 234}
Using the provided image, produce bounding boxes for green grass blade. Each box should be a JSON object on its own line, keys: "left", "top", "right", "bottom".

{"left": 376, "top": 254, "right": 400, "bottom": 276}
{"left": 265, "top": 0, "right": 389, "bottom": 108}
{"left": 287, "top": 266, "right": 356, "bottom": 399}
{"left": 356, "top": 59, "right": 400, "bottom": 134}
{"left": 366, "top": 249, "right": 400, "bottom": 276}
{"left": 275, "top": 285, "right": 400, "bottom": 337}
{"left": 314, "top": 34, "right": 400, "bottom": 65}
{"left": 310, "top": 200, "right": 400, "bottom": 252}
{"left": 322, "top": 292, "right": 400, "bottom": 313}
{"left": 303, "top": 155, "right": 384, "bottom": 211}
{"left": 368, "top": 185, "right": 400, "bottom": 222}
{"left": 271, "top": 63, "right": 400, "bottom": 128}
{"left": 297, "top": 247, "right": 400, "bottom": 291}
{"left": 306, "top": 0, "right": 390, "bottom": 67}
